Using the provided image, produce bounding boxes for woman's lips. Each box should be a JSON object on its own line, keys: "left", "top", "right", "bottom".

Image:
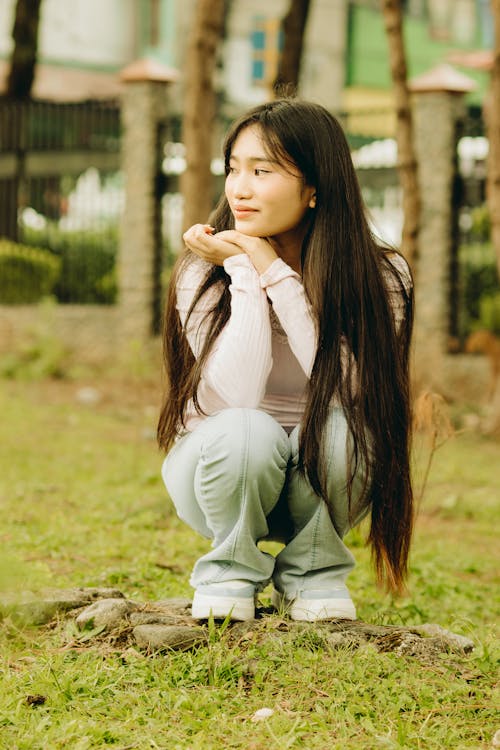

{"left": 233, "top": 206, "right": 257, "bottom": 217}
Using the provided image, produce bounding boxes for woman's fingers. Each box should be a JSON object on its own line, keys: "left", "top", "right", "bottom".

{"left": 182, "top": 225, "right": 278, "bottom": 273}
{"left": 183, "top": 224, "right": 243, "bottom": 266}
{"left": 216, "top": 230, "right": 262, "bottom": 249}
{"left": 216, "top": 231, "right": 278, "bottom": 274}
{"left": 182, "top": 223, "right": 213, "bottom": 247}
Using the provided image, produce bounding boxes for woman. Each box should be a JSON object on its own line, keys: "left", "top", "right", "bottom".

{"left": 158, "top": 99, "right": 414, "bottom": 622}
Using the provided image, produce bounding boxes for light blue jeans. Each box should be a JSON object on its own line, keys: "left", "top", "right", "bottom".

{"left": 161, "top": 408, "right": 370, "bottom": 597}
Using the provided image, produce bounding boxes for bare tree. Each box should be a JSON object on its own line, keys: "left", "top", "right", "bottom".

{"left": 273, "top": 0, "right": 311, "bottom": 96}
{"left": 488, "top": 0, "right": 500, "bottom": 276}
{"left": 6, "top": 0, "right": 42, "bottom": 100}
{"left": 181, "top": 0, "right": 226, "bottom": 232}
{"left": 381, "top": 0, "right": 420, "bottom": 270}
{"left": 1, "top": 0, "right": 42, "bottom": 241}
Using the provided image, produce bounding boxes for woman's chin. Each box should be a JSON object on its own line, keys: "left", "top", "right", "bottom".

{"left": 234, "top": 223, "right": 266, "bottom": 237}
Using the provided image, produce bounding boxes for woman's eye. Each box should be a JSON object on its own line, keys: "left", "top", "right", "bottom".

{"left": 255, "top": 168, "right": 270, "bottom": 175}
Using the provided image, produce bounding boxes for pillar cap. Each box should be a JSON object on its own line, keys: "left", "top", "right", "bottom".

{"left": 447, "top": 50, "right": 494, "bottom": 72}
{"left": 120, "top": 58, "right": 180, "bottom": 83}
{"left": 409, "top": 63, "right": 477, "bottom": 94}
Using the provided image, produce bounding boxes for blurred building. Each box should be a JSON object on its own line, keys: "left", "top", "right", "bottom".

{"left": 344, "top": 0, "right": 493, "bottom": 141}
{"left": 0, "top": 1, "right": 493, "bottom": 115}
{"left": 221, "top": 0, "right": 347, "bottom": 114}
{"left": 0, "top": 0, "right": 496, "bottom": 360}
{"left": 0, "top": 0, "right": 135, "bottom": 100}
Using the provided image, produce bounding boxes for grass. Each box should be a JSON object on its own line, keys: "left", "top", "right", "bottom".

{"left": 0, "top": 378, "right": 498, "bottom": 749}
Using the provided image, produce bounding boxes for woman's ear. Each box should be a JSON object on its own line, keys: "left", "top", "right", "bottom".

{"left": 309, "top": 193, "right": 317, "bottom": 208}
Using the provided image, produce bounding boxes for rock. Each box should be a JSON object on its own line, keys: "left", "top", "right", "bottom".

{"left": 1, "top": 598, "right": 68, "bottom": 626}
{"left": 251, "top": 707, "right": 274, "bottom": 722}
{"left": 25, "top": 694, "right": 47, "bottom": 707}
{"left": 133, "top": 624, "right": 206, "bottom": 651}
{"left": 76, "top": 387, "right": 101, "bottom": 405}
{"left": 76, "top": 598, "right": 137, "bottom": 630}
{"left": 326, "top": 631, "right": 365, "bottom": 649}
{"left": 77, "top": 587, "right": 126, "bottom": 600}
{"left": 0, "top": 587, "right": 125, "bottom": 625}
{"left": 414, "top": 623, "right": 475, "bottom": 654}
{"left": 152, "top": 598, "right": 192, "bottom": 615}
{"left": 3, "top": 588, "right": 476, "bottom": 665}
{"left": 393, "top": 632, "right": 442, "bottom": 659}
{"left": 129, "top": 612, "right": 183, "bottom": 627}
{"left": 128, "top": 598, "right": 192, "bottom": 626}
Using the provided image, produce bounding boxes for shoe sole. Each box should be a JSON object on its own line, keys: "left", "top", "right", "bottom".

{"left": 191, "top": 591, "right": 255, "bottom": 621}
{"left": 272, "top": 590, "right": 356, "bottom": 621}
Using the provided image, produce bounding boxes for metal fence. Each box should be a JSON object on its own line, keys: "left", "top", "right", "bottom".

{"left": 346, "top": 108, "right": 498, "bottom": 343}
{"left": 0, "top": 99, "right": 497, "bottom": 342}
{"left": 0, "top": 99, "right": 122, "bottom": 306}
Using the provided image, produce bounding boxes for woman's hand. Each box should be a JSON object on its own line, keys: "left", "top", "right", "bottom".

{"left": 216, "top": 231, "right": 278, "bottom": 275}
{"left": 183, "top": 224, "right": 244, "bottom": 266}
{"left": 183, "top": 225, "right": 280, "bottom": 274}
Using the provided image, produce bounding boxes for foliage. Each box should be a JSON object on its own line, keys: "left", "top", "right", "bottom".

{"left": 22, "top": 224, "right": 118, "bottom": 305}
{"left": 459, "top": 242, "right": 500, "bottom": 337}
{"left": 478, "top": 291, "right": 500, "bottom": 334}
{"left": 0, "top": 379, "right": 498, "bottom": 749}
{"left": 412, "top": 391, "right": 455, "bottom": 504}
{"left": 0, "top": 299, "right": 69, "bottom": 379}
{"left": 0, "top": 238, "right": 60, "bottom": 304}
{"left": 469, "top": 204, "right": 491, "bottom": 243}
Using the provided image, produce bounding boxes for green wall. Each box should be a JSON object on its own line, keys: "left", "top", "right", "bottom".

{"left": 347, "top": 5, "right": 490, "bottom": 104}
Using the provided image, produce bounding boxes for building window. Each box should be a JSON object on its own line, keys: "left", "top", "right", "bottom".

{"left": 427, "top": 0, "right": 476, "bottom": 43}
{"left": 251, "top": 17, "right": 282, "bottom": 87}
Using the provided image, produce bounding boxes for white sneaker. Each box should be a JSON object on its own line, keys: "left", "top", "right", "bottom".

{"left": 272, "top": 587, "right": 356, "bottom": 622}
{"left": 191, "top": 580, "right": 256, "bottom": 621}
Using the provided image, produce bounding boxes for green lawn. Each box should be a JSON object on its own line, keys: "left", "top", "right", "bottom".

{"left": 0, "top": 378, "right": 498, "bottom": 749}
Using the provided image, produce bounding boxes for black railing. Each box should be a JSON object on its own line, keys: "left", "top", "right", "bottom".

{"left": 0, "top": 98, "right": 122, "bottom": 305}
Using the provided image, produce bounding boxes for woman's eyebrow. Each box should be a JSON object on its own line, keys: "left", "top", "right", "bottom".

{"left": 229, "top": 154, "right": 277, "bottom": 164}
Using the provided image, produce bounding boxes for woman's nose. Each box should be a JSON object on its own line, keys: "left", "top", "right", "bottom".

{"left": 232, "top": 172, "right": 252, "bottom": 198}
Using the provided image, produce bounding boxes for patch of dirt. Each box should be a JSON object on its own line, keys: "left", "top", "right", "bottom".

{"left": 5, "top": 376, "right": 161, "bottom": 412}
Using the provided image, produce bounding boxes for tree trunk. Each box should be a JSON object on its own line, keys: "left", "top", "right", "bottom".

{"left": 181, "top": 0, "right": 225, "bottom": 232}
{"left": 488, "top": 0, "right": 500, "bottom": 277}
{"left": 381, "top": 0, "right": 420, "bottom": 272}
{"left": 2, "top": 0, "right": 42, "bottom": 240}
{"left": 273, "top": 0, "right": 311, "bottom": 96}
{"left": 482, "top": 0, "right": 500, "bottom": 433}
{"left": 6, "top": 0, "right": 42, "bottom": 100}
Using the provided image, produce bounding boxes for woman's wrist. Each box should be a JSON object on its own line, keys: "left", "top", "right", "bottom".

{"left": 213, "top": 230, "right": 278, "bottom": 275}
{"left": 248, "top": 254, "right": 277, "bottom": 276}
{"left": 244, "top": 243, "right": 278, "bottom": 276}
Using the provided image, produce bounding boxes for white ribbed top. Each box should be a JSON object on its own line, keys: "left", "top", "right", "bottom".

{"left": 175, "top": 252, "right": 411, "bottom": 432}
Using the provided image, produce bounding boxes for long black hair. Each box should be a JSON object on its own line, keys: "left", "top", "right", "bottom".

{"left": 158, "top": 99, "right": 414, "bottom": 592}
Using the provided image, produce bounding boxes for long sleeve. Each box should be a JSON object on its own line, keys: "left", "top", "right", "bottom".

{"left": 260, "top": 258, "right": 317, "bottom": 377}
{"left": 259, "top": 253, "right": 412, "bottom": 381}
{"left": 176, "top": 254, "right": 272, "bottom": 413}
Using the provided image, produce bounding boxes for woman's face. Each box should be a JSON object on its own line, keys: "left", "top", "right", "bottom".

{"left": 225, "top": 125, "right": 315, "bottom": 241}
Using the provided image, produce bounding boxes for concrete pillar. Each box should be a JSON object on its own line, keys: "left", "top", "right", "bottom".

{"left": 409, "top": 64, "right": 476, "bottom": 389}
{"left": 118, "top": 58, "right": 178, "bottom": 343}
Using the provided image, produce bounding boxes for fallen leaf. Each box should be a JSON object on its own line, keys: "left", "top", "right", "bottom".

{"left": 251, "top": 707, "right": 274, "bottom": 722}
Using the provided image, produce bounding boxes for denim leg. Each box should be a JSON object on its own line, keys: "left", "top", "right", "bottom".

{"left": 162, "top": 408, "right": 290, "bottom": 590}
{"left": 273, "top": 407, "right": 370, "bottom": 597}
